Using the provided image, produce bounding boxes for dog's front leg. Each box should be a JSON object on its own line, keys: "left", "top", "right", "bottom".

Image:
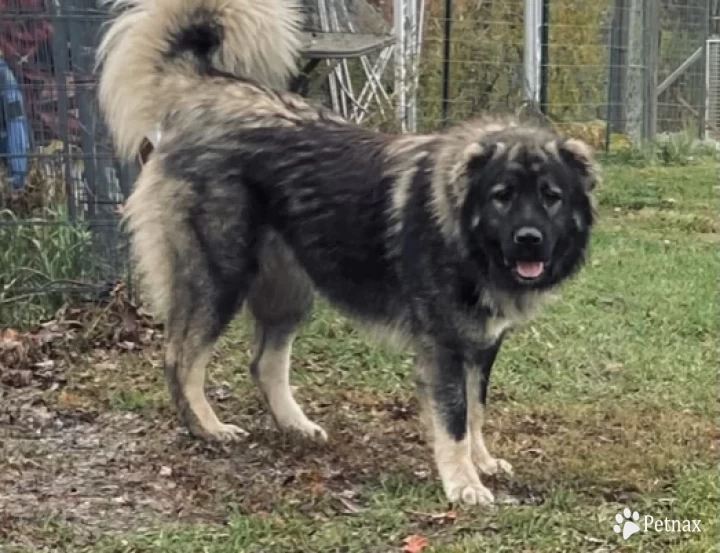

{"left": 416, "top": 347, "right": 495, "bottom": 506}
{"left": 468, "top": 340, "right": 513, "bottom": 476}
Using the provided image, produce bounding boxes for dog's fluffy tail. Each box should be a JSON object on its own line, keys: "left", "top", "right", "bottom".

{"left": 97, "top": 0, "right": 303, "bottom": 160}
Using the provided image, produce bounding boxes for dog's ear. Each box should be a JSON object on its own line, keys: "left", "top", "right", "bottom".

{"left": 464, "top": 142, "right": 499, "bottom": 173}
{"left": 558, "top": 138, "right": 600, "bottom": 192}
{"left": 452, "top": 142, "right": 499, "bottom": 184}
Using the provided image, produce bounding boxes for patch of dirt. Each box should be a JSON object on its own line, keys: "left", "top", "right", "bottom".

{"left": 1, "top": 410, "right": 182, "bottom": 532}
{"left": 0, "top": 386, "right": 433, "bottom": 548}
{"left": 1, "top": 293, "right": 432, "bottom": 547}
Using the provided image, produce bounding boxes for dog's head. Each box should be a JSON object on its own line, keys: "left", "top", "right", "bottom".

{"left": 457, "top": 128, "right": 598, "bottom": 291}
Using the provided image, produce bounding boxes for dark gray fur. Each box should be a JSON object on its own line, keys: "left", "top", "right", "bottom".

{"left": 122, "top": 16, "right": 598, "bottom": 504}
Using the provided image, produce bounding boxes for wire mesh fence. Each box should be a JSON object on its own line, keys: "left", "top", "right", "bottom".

{"left": 0, "top": 0, "right": 715, "bottom": 325}
{"left": 0, "top": 0, "right": 133, "bottom": 324}
{"left": 656, "top": 0, "right": 710, "bottom": 135}
{"left": 416, "top": 0, "right": 527, "bottom": 130}
{"left": 415, "top": 0, "right": 712, "bottom": 143}
{"left": 416, "top": 0, "right": 621, "bottom": 133}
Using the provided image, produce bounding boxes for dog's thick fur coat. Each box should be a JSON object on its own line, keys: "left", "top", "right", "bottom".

{"left": 98, "top": 0, "right": 599, "bottom": 505}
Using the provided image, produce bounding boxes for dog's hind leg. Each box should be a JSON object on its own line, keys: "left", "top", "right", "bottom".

{"left": 126, "top": 162, "right": 256, "bottom": 442}
{"left": 468, "top": 340, "right": 513, "bottom": 476}
{"left": 247, "top": 233, "right": 327, "bottom": 441}
{"left": 163, "top": 263, "right": 254, "bottom": 441}
{"left": 165, "top": 329, "right": 248, "bottom": 442}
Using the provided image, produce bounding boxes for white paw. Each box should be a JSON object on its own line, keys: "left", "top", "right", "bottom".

{"left": 280, "top": 418, "right": 328, "bottom": 442}
{"left": 204, "top": 422, "right": 249, "bottom": 442}
{"left": 446, "top": 480, "right": 495, "bottom": 506}
{"left": 476, "top": 456, "right": 514, "bottom": 476}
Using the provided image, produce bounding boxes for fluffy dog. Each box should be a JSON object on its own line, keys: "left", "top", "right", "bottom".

{"left": 97, "top": 0, "right": 598, "bottom": 505}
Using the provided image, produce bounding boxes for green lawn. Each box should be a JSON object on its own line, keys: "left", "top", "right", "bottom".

{"left": 2, "top": 157, "right": 717, "bottom": 553}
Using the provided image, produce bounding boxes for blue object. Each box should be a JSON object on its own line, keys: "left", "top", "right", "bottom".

{"left": 0, "top": 56, "right": 30, "bottom": 191}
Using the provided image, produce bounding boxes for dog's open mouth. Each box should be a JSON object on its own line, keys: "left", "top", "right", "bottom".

{"left": 513, "top": 260, "right": 545, "bottom": 281}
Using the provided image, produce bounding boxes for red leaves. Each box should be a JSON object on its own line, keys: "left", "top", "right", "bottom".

{"left": 401, "top": 534, "right": 429, "bottom": 553}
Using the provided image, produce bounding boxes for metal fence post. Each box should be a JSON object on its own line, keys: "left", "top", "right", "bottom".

{"left": 48, "top": 0, "right": 76, "bottom": 220}
{"left": 440, "top": 0, "right": 452, "bottom": 128}
{"left": 523, "top": 0, "right": 542, "bottom": 106}
{"left": 698, "top": 0, "right": 712, "bottom": 138}
{"left": 539, "top": 0, "right": 549, "bottom": 114}
{"left": 642, "top": 0, "right": 659, "bottom": 141}
{"left": 608, "top": 0, "right": 629, "bottom": 135}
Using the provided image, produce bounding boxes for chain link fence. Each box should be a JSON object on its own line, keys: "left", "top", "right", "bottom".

{"left": 0, "top": 0, "right": 715, "bottom": 324}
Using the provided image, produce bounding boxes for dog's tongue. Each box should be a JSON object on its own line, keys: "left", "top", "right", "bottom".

{"left": 516, "top": 261, "right": 545, "bottom": 279}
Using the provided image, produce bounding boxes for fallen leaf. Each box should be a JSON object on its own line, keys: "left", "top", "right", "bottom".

{"left": 402, "top": 534, "right": 429, "bottom": 553}
{"left": 33, "top": 359, "right": 55, "bottom": 370}
{"left": 58, "top": 390, "right": 88, "bottom": 408}
{"left": 334, "top": 494, "right": 364, "bottom": 515}
{"left": 406, "top": 509, "right": 457, "bottom": 525}
{"left": 0, "top": 328, "right": 20, "bottom": 343}
{"left": 521, "top": 447, "right": 545, "bottom": 458}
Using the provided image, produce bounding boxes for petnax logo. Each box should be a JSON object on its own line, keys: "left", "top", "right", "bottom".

{"left": 612, "top": 507, "right": 701, "bottom": 541}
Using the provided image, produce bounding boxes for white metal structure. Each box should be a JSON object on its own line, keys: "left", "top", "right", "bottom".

{"left": 313, "top": 0, "right": 396, "bottom": 125}
{"left": 523, "top": 0, "right": 543, "bottom": 105}
{"left": 393, "top": 0, "right": 425, "bottom": 132}
{"left": 706, "top": 38, "right": 720, "bottom": 139}
{"left": 318, "top": 0, "right": 545, "bottom": 131}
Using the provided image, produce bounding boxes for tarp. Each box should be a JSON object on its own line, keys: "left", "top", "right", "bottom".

{"left": 0, "top": 56, "right": 30, "bottom": 190}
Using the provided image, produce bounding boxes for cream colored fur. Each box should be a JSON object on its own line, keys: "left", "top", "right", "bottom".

{"left": 96, "top": 0, "right": 303, "bottom": 160}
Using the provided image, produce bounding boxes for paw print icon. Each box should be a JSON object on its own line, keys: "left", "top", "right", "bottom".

{"left": 614, "top": 508, "right": 641, "bottom": 540}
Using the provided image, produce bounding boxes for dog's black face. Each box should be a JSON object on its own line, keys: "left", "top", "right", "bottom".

{"left": 460, "top": 137, "right": 597, "bottom": 292}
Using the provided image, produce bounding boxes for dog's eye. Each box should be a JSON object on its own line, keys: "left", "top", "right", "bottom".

{"left": 542, "top": 185, "right": 563, "bottom": 204}
{"left": 490, "top": 186, "right": 513, "bottom": 205}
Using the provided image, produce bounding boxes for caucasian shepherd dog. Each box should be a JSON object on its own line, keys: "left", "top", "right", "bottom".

{"left": 98, "top": 0, "right": 598, "bottom": 505}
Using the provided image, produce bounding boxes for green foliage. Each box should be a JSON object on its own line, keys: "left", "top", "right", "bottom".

{"left": 415, "top": 0, "right": 612, "bottom": 131}
{"left": 417, "top": 0, "right": 525, "bottom": 130}
{"left": 602, "top": 129, "right": 719, "bottom": 167}
{"left": 546, "top": 0, "right": 611, "bottom": 121}
{"left": 0, "top": 206, "right": 98, "bottom": 323}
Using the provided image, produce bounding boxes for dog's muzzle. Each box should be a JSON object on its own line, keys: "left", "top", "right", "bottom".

{"left": 507, "top": 226, "right": 548, "bottom": 281}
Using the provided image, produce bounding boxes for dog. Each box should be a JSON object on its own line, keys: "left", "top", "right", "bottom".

{"left": 97, "top": 0, "right": 598, "bottom": 505}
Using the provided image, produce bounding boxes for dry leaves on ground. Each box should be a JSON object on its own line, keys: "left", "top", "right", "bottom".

{"left": 401, "top": 534, "right": 429, "bottom": 553}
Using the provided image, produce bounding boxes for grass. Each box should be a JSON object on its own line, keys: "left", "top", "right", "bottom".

{"left": 0, "top": 205, "right": 98, "bottom": 323}
{"left": 2, "top": 156, "right": 717, "bottom": 553}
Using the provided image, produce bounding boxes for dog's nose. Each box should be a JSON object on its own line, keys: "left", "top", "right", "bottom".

{"left": 513, "top": 227, "right": 543, "bottom": 245}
